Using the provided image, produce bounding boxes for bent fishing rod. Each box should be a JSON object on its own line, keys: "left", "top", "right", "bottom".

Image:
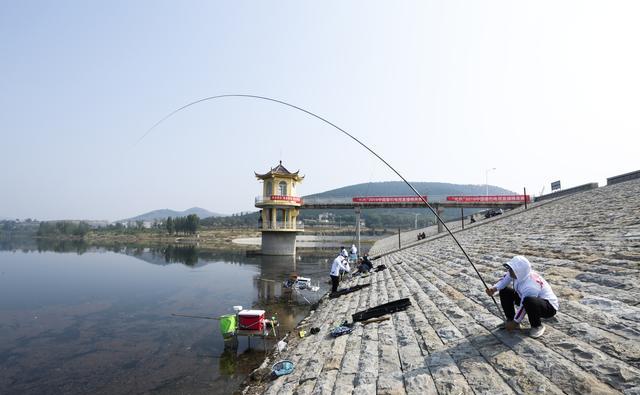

{"left": 139, "top": 94, "right": 504, "bottom": 318}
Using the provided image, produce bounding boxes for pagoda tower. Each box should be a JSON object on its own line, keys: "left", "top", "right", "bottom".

{"left": 254, "top": 161, "right": 304, "bottom": 255}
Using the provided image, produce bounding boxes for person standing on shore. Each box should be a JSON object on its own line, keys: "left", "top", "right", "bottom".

{"left": 340, "top": 249, "right": 350, "bottom": 279}
{"left": 485, "top": 255, "right": 559, "bottom": 338}
{"left": 330, "top": 250, "right": 349, "bottom": 293}
{"left": 350, "top": 244, "right": 358, "bottom": 262}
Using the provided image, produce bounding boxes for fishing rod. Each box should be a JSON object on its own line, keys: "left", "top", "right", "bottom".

{"left": 141, "top": 94, "right": 504, "bottom": 319}
{"left": 171, "top": 313, "right": 221, "bottom": 320}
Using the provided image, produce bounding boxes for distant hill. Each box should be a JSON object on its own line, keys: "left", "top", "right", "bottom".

{"left": 298, "top": 181, "right": 517, "bottom": 228}
{"left": 304, "top": 181, "right": 515, "bottom": 199}
{"left": 122, "top": 207, "right": 224, "bottom": 222}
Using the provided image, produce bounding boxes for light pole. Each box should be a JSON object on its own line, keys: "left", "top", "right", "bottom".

{"left": 414, "top": 213, "right": 421, "bottom": 229}
{"left": 485, "top": 168, "right": 496, "bottom": 197}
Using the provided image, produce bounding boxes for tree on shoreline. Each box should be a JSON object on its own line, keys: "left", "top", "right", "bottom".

{"left": 166, "top": 214, "right": 199, "bottom": 235}
{"left": 166, "top": 217, "right": 175, "bottom": 234}
{"left": 37, "top": 221, "right": 90, "bottom": 237}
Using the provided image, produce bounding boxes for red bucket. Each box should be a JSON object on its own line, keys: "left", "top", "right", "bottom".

{"left": 238, "top": 310, "right": 265, "bottom": 331}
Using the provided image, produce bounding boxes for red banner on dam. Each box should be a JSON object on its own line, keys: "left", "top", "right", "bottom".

{"left": 352, "top": 196, "right": 428, "bottom": 203}
{"left": 270, "top": 195, "right": 302, "bottom": 203}
{"left": 446, "top": 195, "right": 531, "bottom": 203}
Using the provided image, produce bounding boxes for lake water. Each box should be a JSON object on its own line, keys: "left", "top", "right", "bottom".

{"left": 0, "top": 243, "right": 335, "bottom": 394}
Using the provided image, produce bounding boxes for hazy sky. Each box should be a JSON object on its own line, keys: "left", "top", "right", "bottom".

{"left": 1, "top": 1, "right": 638, "bottom": 221}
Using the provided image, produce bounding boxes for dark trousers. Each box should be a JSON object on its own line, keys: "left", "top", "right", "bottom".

{"left": 499, "top": 287, "right": 556, "bottom": 327}
{"left": 357, "top": 263, "right": 372, "bottom": 273}
{"left": 330, "top": 275, "right": 340, "bottom": 293}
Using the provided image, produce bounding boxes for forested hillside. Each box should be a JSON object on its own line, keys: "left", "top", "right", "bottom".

{"left": 305, "top": 181, "right": 513, "bottom": 199}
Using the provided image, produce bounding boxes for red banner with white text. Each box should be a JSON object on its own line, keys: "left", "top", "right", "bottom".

{"left": 352, "top": 196, "right": 428, "bottom": 203}
{"left": 270, "top": 195, "right": 302, "bottom": 203}
{"left": 446, "top": 195, "right": 530, "bottom": 203}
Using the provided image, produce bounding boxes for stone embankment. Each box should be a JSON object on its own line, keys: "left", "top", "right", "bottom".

{"left": 247, "top": 179, "right": 640, "bottom": 394}
{"left": 368, "top": 219, "right": 463, "bottom": 257}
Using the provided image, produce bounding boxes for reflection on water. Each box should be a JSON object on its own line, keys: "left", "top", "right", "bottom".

{"left": 162, "top": 245, "right": 199, "bottom": 266}
{"left": 0, "top": 237, "right": 90, "bottom": 254}
{"left": 0, "top": 241, "right": 333, "bottom": 394}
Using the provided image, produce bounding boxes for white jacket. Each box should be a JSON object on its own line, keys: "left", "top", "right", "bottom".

{"left": 330, "top": 256, "right": 349, "bottom": 276}
{"left": 494, "top": 256, "right": 559, "bottom": 323}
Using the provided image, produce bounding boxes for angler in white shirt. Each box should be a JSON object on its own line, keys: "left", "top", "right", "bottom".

{"left": 349, "top": 244, "right": 358, "bottom": 262}
{"left": 485, "top": 255, "right": 559, "bottom": 338}
{"left": 330, "top": 250, "right": 349, "bottom": 293}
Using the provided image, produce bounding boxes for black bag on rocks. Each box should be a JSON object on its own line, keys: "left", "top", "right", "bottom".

{"left": 329, "top": 283, "right": 371, "bottom": 299}
{"left": 352, "top": 298, "right": 411, "bottom": 322}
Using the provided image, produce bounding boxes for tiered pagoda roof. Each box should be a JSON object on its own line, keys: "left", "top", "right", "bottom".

{"left": 255, "top": 161, "right": 304, "bottom": 181}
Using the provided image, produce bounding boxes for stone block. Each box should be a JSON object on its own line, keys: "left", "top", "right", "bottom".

{"left": 377, "top": 371, "right": 406, "bottom": 395}
{"left": 332, "top": 373, "right": 355, "bottom": 395}
{"left": 311, "top": 370, "right": 338, "bottom": 395}
{"left": 353, "top": 371, "right": 377, "bottom": 394}
{"left": 403, "top": 367, "right": 437, "bottom": 395}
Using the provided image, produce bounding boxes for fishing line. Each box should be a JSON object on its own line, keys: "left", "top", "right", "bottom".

{"left": 139, "top": 94, "right": 503, "bottom": 319}
{"left": 171, "top": 313, "right": 221, "bottom": 320}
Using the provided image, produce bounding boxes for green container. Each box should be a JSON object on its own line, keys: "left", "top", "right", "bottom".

{"left": 219, "top": 314, "right": 237, "bottom": 338}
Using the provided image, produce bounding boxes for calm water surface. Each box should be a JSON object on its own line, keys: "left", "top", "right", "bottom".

{"left": 0, "top": 244, "right": 333, "bottom": 394}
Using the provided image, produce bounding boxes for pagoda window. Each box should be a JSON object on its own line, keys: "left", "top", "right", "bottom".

{"left": 279, "top": 181, "right": 287, "bottom": 196}
{"left": 266, "top": 181, "right": 273, "bottom": 196}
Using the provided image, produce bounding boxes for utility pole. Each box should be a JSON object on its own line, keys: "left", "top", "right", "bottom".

{"left": 485, "top": 167, "right": 496, "bottom": 197}
{"left": 355, "top": 207, "right": 361, "bottom": 255}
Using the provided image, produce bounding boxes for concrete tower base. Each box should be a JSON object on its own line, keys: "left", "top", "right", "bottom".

{"left": 261, "top": 231, "right": 297, "bottom": 255}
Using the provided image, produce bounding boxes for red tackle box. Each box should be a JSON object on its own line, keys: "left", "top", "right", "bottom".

{"left": 238, "top": 310, "right": 265, "bottom": 331}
